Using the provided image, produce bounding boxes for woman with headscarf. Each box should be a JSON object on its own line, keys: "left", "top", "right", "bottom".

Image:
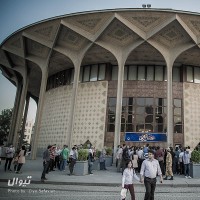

{"left": 16, "top": 145, "right": 26, "bottom": 173}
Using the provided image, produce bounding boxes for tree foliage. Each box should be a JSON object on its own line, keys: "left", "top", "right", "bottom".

{"left": 0, "top": 109, "right": 13, "bottom": 144}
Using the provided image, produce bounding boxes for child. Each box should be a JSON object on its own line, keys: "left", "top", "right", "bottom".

{"left": 121, "top": 160, "right": 140, "bottom": 200}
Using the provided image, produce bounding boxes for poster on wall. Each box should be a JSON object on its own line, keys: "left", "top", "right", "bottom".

{"left": 125, "top": 132, "right": 167, "bottom": 142}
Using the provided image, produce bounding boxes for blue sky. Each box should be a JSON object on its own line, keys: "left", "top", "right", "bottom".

{"left": 1, "top": 0, "right": 200, "bottom": 121}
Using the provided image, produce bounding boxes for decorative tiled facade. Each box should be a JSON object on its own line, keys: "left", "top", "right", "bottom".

{"left": 38, "top": 81, "right": 108, "bottom": 152}
{"left": 38, "top": 85, "right": 72, "bottom": 151}
{"left": 72, "top": 81, "right": 108, "bottom": 150}
{"left": 183, "top": 83, "right": 200, "bottom": 149}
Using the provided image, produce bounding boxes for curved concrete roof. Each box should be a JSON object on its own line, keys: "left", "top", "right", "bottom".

{"left": 1, "top": 8, "right": 200, "bottom": 98}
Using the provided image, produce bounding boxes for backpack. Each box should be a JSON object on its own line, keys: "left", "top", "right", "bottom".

{"left": 122, "top": 148, "right": 130, "bottom": 161}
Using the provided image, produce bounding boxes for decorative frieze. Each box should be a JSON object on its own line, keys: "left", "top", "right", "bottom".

{"left": 99, "top": 19, "right": 140, "bottom": 47}
{"left": 118, "top": 12, "right": 174, "bottom": 33}
{"left": 152, "top": 22, "right": 192, "bottom": 49}
{"left": 65, "top": 13, "right": 113, "bottom": 35}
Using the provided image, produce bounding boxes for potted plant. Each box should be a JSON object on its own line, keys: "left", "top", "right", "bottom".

{"left": 105, "top": 147, "right": 113, "bottom": 167}
{"left": 191, "top": 150, "right": 200, "bottom": 163}
{"left": 77, "top": 149, "right": 88, "bottom": 161}
{"left": 92, "top": 149, "right": 100, "bottom": 170}
{"left": 106, "top": 147, "right": 113, "bottom": 156}
{"left": 190, "top": 150, "right": 200, "bottom": 178}
{"left": 74, "top": 149, "right": 88, "bottom": 175}
{"left": 95, "top": 149, "right": 101, "bottom": 158}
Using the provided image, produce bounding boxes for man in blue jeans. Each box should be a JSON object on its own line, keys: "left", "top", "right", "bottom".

{"left": 183, "top": 148, "right": 192, "bottom": 178}
{"left": 60, "top": 145, "right": 69, "bottom": 171}
{"left": 88, "top": 147, "right": 94, "bottom": 174}
{"left": 41, "top": 145, "right": 51, "bottom": 182}
{"left": 140, "top": 149, "right": 163, "bottom": 200}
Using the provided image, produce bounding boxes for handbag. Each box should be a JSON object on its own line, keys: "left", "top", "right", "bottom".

{"left": 91, "top": 157, "right": 95, "bottom": 162}
{"left": 120, "top": 188, "right": 127, "bottom": 199}
{"left": 68, "top": 157, "right": 72, "bottom": 163}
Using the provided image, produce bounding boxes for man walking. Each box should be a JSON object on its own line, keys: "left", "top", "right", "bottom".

{"left": 41, "top": 145, "right": 51, "bottom": 182}
{"left": 5, "top": 144, "right": 15, "bottom": 172}
{"left": 140, "top": 149, "right": 163, "bottom": 200}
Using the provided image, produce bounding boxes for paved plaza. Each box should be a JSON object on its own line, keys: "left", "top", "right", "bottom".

{"left": 0, "top": 184, "right": 200, "bottom": 200}
{"left": 0, "top": 157, "right": 200, "bottom": 199}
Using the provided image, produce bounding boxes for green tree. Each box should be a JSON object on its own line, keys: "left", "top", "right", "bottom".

{"left": 0, "top": 109, "right": 13, "bottom": 144}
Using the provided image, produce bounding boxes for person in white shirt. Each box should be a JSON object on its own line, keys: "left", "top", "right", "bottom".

{"left": 116, "top": 145, "right": 123, "bottom": 172}
{"left": 140, "top": 149, "right": 163, "bottom": 200}
{"left": 186, "top": 146, "right": 192, "bottom": 157}
{"left": 132, "top": 151, "right": 139, "bottom": 172}
{"left": 54, "top": 146, "right": 62, "bottom": 169}
{"left": 115, "top": 145, "right": 120, "bottom": 167}
{"left": 183, "top": 148, "right": 191, "bottom": 178}
{"left": 5, "top": 144, "right": 15, "bottom": 172}
{"left": 68, "top": 147, "right": 78, "bottom": 175}
{"left": 121, "top": 160, "right": 140, "bottom": 200}
{"left": 179, "top": 149, "right": 184, "bottom": 175}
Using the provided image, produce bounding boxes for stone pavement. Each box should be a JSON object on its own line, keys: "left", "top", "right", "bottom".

{"left": 0, "top": 157, "right": 200, "bottom": 187}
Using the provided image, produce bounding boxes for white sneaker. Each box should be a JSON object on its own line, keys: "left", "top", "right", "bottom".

{"left": 185, "top": 176, "right": 188, "bottom": 178}
{"left": 188, "top": 176, "right": 192, "bottom": 179}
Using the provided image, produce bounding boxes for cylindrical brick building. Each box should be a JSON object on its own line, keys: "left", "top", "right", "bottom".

{"left": 1, "top": 8, "right": 200, "bottom": 157}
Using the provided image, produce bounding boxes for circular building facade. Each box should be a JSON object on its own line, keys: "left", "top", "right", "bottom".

{"left": 1, "top": 8, "right": 200, "bottom": 156}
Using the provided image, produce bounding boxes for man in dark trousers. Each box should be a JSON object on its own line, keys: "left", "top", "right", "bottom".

{"left": 68, "top": 147, "right": 78, "bottom": 175}
{"left": 41, "top": 145, "right": 51, "bottom": 182}
{"left": 154, "top": 146, "right": 165, "bottom": 175}
{"left": 140, "top": 149, "right": 163, "bottom": 200}
{"left": 4, "top": 144, "right": 15, "bottom": 172}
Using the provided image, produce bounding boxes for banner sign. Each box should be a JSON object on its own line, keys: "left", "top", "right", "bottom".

{"left": 125, "top": 132, "right": 167, "bottom": 142}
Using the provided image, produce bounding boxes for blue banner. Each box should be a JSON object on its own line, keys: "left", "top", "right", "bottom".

{"left": 125, "top": 132, "right": 167, "bottom": 142}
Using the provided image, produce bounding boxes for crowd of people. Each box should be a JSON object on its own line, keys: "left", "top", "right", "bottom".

{"left": 1, "top": 143, "right": 193, "bottom": 179}
{"left": 116, "top": 144, "right": 192, "bottom": 179}
{"left": 118, "top": 144, "right": 193, "bottom": 200}
{"left": 0, "top": 142, "right": 195, "bottom": 200}
{"left": 40, "top": 144, "right": 106, "bottom": 182}
{"left": 0, "top": 142, "right": 109, "bottom": 181}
